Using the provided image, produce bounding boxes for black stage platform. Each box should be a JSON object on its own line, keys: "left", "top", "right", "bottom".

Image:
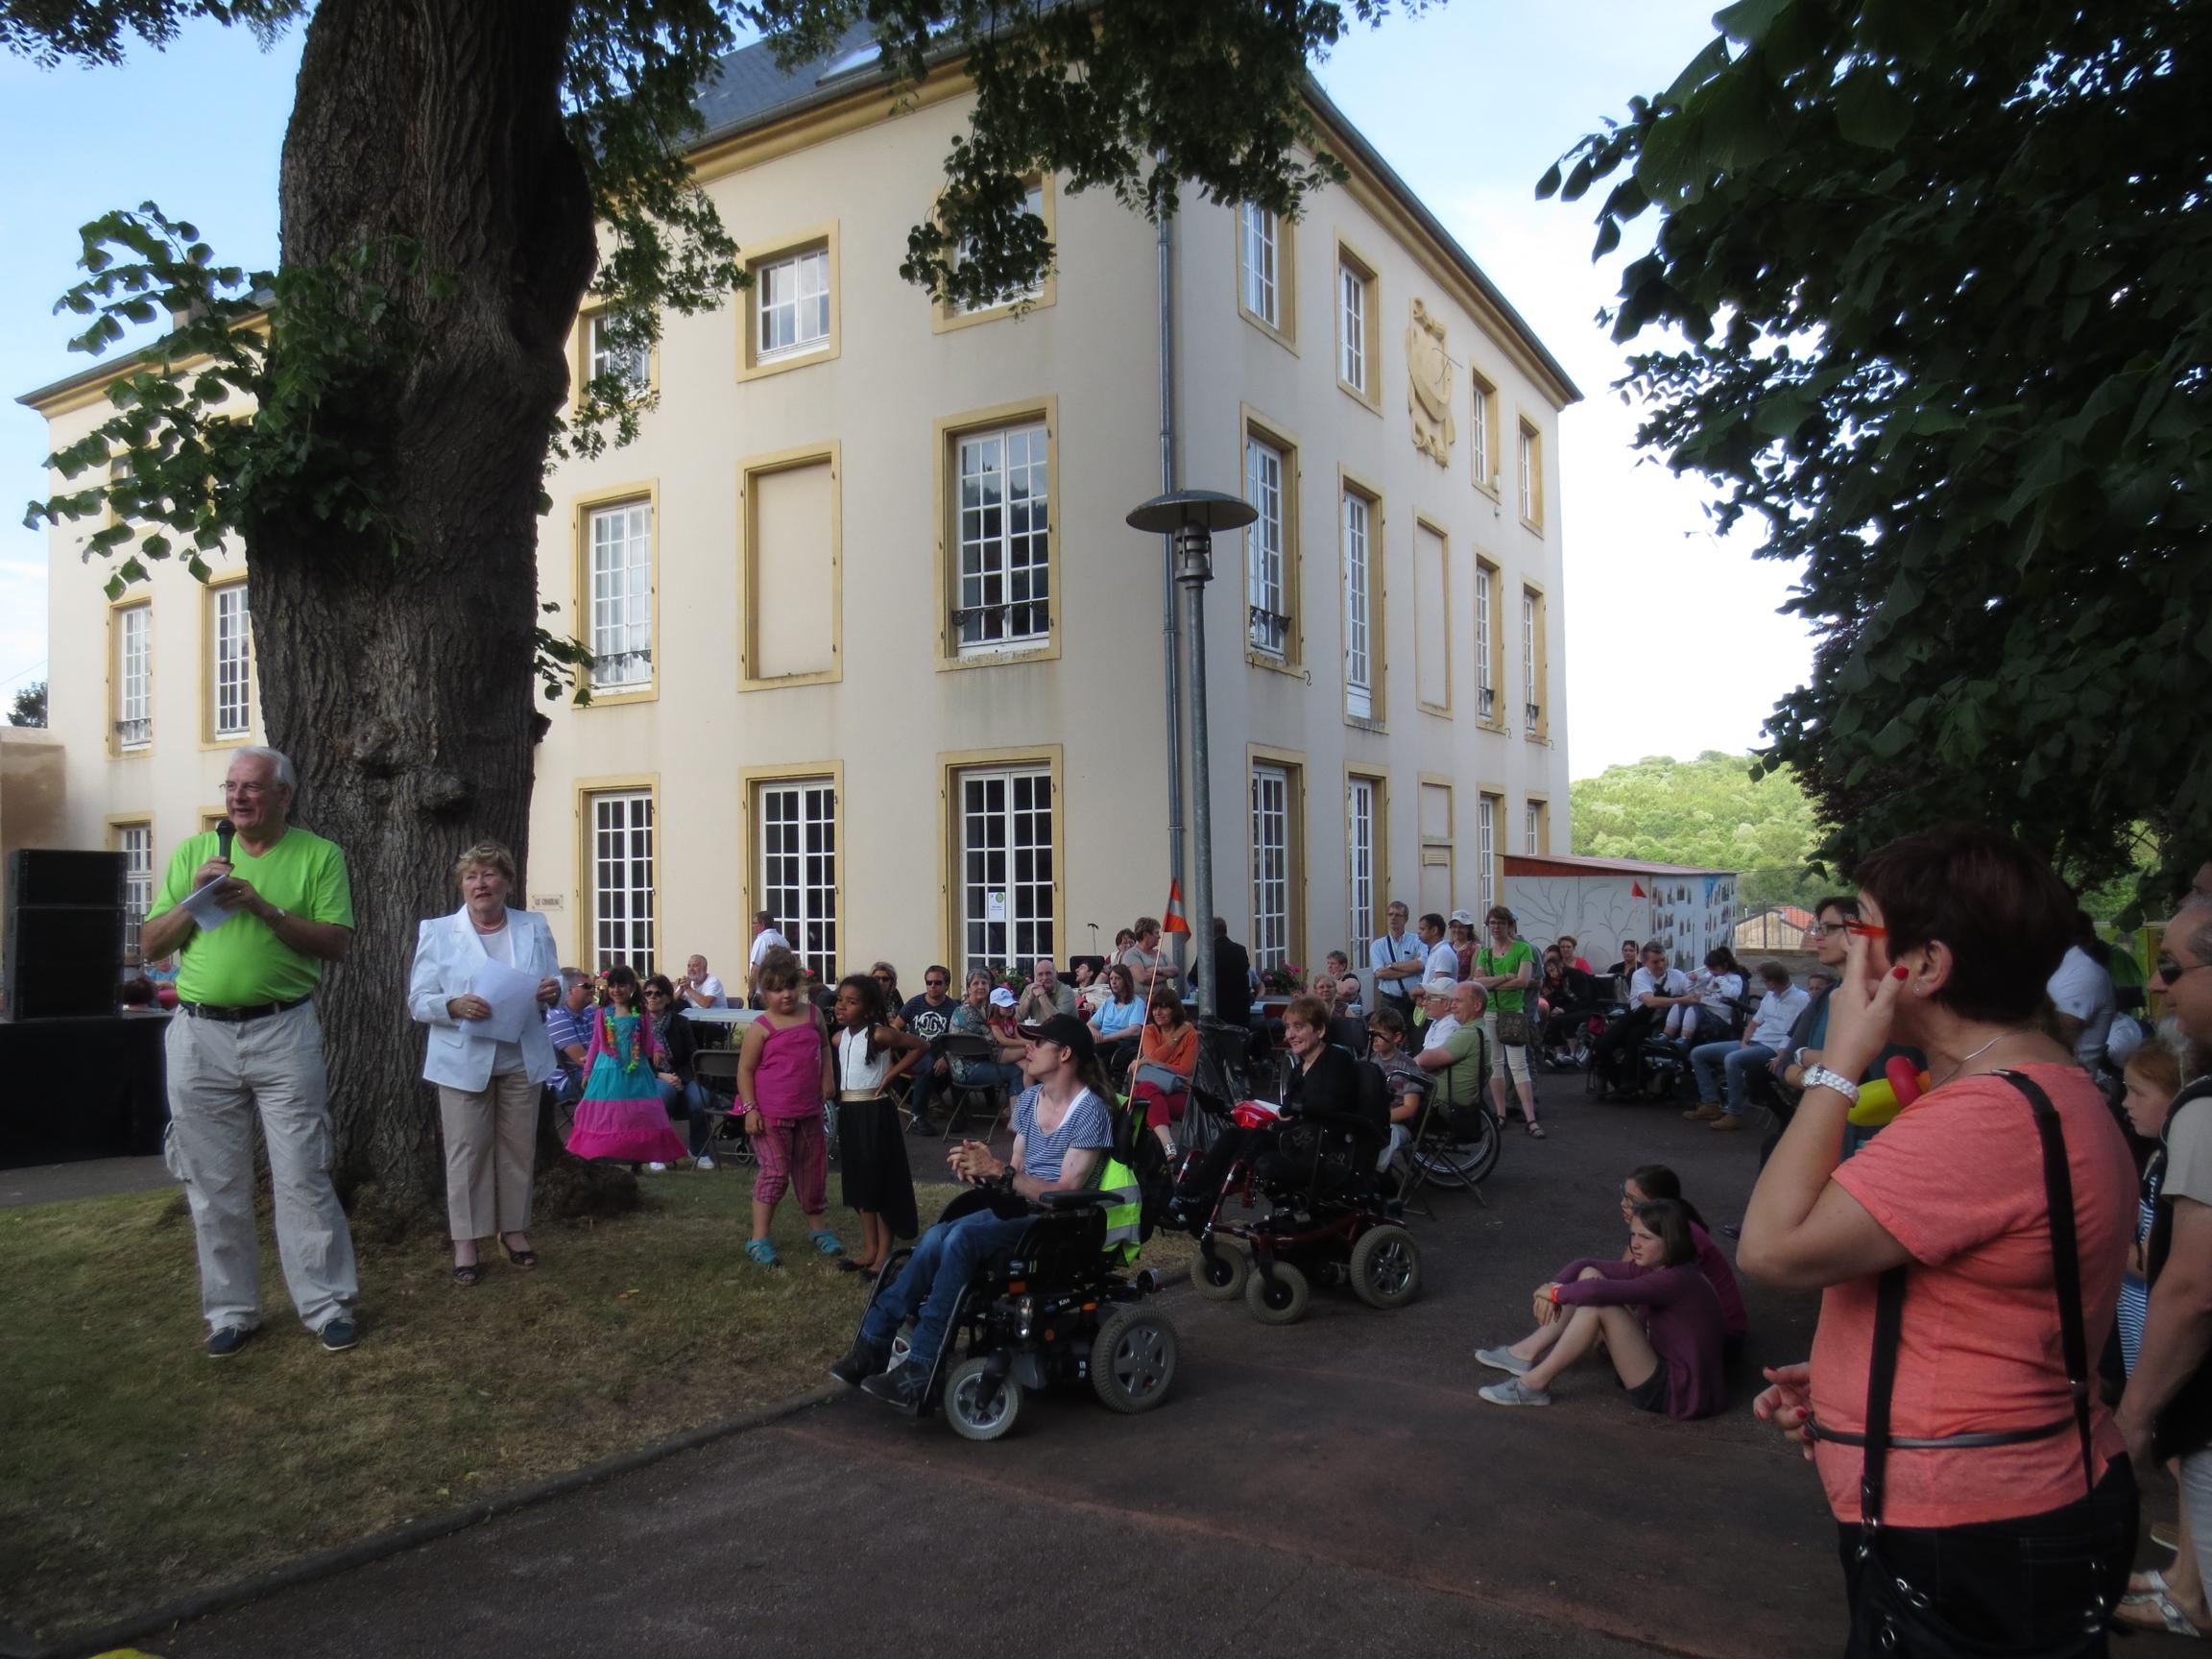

{"left": 0, "top": 1012, "right": 170, "bottom": 1167}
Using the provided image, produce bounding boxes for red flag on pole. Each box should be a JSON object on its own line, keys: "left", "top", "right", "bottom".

{"left": 1163, "top": 879, "right": 1191, "bottom": 935}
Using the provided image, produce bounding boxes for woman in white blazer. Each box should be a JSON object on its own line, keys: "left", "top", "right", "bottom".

{"left": 408, "top": 841, "right": 561, "bottom": 1286}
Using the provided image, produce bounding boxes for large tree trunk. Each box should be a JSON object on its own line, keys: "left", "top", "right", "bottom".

{"left": 249, "top": 0, "right": 598, "bottom": 1207}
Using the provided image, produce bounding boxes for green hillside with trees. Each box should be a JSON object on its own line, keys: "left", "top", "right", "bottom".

{"left": 1570, "top": 753, "right": 1829, "bottom": 914}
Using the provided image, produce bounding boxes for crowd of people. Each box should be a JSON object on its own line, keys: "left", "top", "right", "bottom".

{"left": 137, "top": 744, "right": 2212, "bottom": 1655}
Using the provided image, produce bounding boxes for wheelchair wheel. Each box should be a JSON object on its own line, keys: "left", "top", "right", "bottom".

{"left": 943, "top": 1357, "right": 1022, "bottom": 1441}
{"left": 1415, "top": 1111, "right": 1500, "bottom": 1189}
{"left": 1244, "top": 1259, "right": 1309, "bottom": 1325}
{"left": 1191, "top": 1243, "right": 1249, "bottom": 1301}
{"left": 1090, "top": 1307, "right": 1178, "bottom": 1414}
{"left": 1350, "top": 1226, "right": 1422, "bottom": 1310}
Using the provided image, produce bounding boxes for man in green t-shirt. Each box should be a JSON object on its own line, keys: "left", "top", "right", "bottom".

{"left": 1417, "top": 981, "right": 1492, "bottom": 1109}
{"left": 1475, "top": 906, "right": 1543, "bottom": 1137}
{"left": 138, "top": 747, "right": 360, "bottom": 1358}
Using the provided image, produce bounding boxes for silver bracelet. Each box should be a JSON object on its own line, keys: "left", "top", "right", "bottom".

{"left": 1801, "top": 1064, "right": 1861, "bottom": 1104}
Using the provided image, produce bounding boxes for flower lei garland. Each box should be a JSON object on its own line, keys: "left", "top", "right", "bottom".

{"left": 596, "top": 1003, "right": 659, "bottom": 1073}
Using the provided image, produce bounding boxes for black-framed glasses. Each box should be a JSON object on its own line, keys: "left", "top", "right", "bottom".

{"left": 2157, "top": 957, "right": 2207, "bottom": 985}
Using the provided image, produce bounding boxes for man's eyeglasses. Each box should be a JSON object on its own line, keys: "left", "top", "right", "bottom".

{"left": 222, "top": 781, "right": 276, "bottom": 796}
{"left": 2157, "top": 957, "right": 2208, "bottom": 986}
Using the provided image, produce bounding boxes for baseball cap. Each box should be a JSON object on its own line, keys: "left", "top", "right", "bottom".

{"left": 989, "top": 985, "right": 1017, "bottom": 1009}
{"left": 1423, "top": 975, "right": 1459, "bottom": 998}
{"left": 1448, "top": 908, "right": 1475, "bottom": 926}
{"left": 1018, "top": 1012, "right": 1096, "bottom": 1063}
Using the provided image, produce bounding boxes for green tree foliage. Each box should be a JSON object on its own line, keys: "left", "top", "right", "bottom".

{"left": 6, "top": 681, "right": 46, "bottom": 728}
{"left": 1547, "top": 0, "right": 2209, "bottom": 906}
{"left": 1572, "top": 752, "right": 1830, "bottom": 914}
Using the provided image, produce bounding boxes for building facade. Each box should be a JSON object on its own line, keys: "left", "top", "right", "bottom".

{"left": 23, "top": 39, "right": 1577, "bottom": 986}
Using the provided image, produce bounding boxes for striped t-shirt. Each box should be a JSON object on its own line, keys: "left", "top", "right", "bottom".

{"left": 1012, "top": 1086, "right": 1113, "bottom": 1183}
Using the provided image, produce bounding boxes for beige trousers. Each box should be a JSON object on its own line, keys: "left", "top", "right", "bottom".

{"left": 438, "top": 1070, "right": 539, "bottom": 1239}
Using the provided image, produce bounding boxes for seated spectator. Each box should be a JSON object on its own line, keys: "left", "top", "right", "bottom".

{"left": 1334, "top": 974, "right": 1364, "bottom": 1020}
{"left": 1365, "top": 1005, "right": 1434, "bottom": 1179}
{"left": 1015, "top": 957, "right": 1077, "bottom": 1022}
{"left": 1417, "top": 982, "right": 1491, "bottom": 1113}
{"left": 1609, "top": 939, "right": 1642, "bottom": 1000}
{"left": 1071, "top": 958, "right": 1112, "bottom": 1017}
{"left": 1414, "top": 974, "right": 1459, "bottom": 1043}
{"left": 869, "top": 960, "right": 903, "bottom": 1016}
{"left": 949, "top": 972, "right": 1026, "bottom": 1097}
{"left": 1556, "top": 934, "right": 1594, "bottom": 974}
{"left": 1667, "top": 947, "right": 1746, "bottom": 1043}
{"left": 1688, "top": 962, "right": 1810, "bottom": 1132}
{"left": 1131, "top": 989, "right": 1200, "bottom": 1160}
{"left": 642, "top": 974, "right": 715, "bottom": 1166}
{"left": 542, "top": 968, "right": 594, "bottom": 1103}
{"left": 1537, "top": 948, "right": 1599, "bottom": 1063}
{"left": 1612, "top": 1164, "right": 1748, "bottom": 1353}
{"left": 1118, "top": 920, "right": 1168, "bottom": 996}
{"left": 1090, "top": 963, "right": 1147, "bottom": 1080}
{"left": 1475, "top": 1196, "right": 1727, "bottom": 1418}
{"left": 1592, "top": 944, "right": 1689, "bottom": 1097}
{"left": 679, "top": 954, "right": 727, "bottom": 1009}
{"left": 896, "top": 966, "right": 959, "bottom": 1126}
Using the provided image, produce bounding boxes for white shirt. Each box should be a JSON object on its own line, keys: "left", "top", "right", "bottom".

{"left": 1423, "top": 940, "right": 1459, "bottom": 984}
{"left": 1747, "top": 985, "right": 1811, "bottom": 1049}
{"left": 686, "top": 973, "right": 727, "bottom": 1008}
{"left": 2046, "top": 946, "right": 2116, "bottom": 1072}
{"left": 1369, "top": 929, "right": 1424, "bottom": 999}
{"left": 1630, "top": 966, "right": 1690, "bottom": 1004}
{"left": 749, "top": 928, "right": 791, "bottom": 968}
{"left": 1420, "top": 1012, "right": 1460, "bottom": 1053}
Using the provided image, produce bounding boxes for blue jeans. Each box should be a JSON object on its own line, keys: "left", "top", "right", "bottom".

{"left": 1691, "top": 1041, "right": 1775, "bottom": 1114}
{"left": 658, "top": 1078, "right": 715, "bottom": 1153}
{"left": 860, "top": 1209, "right": 1032, "bottom": 1369}
{"left": 954, "top": 1062, "right": 1024, "bottom": 1096}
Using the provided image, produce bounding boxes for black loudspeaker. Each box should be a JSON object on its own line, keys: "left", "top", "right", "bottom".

{"left": 6, "top": 849, "right": 126, "bottom": 1021}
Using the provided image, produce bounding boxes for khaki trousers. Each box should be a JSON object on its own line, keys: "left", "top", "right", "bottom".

{"left": 437, "top": 1070, "right": 540, "bottom": 1239}
{"left": 163, "top": 1001, "right": 359, "bottom": 1334}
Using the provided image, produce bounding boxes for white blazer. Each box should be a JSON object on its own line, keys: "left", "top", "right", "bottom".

{"left": 408, "top": 905, "right": 561, "bottom": 1092}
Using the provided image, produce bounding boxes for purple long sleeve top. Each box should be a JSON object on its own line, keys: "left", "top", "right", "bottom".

{"left": 1553, "top": 1258, "right": 1729, "bottom": 1421}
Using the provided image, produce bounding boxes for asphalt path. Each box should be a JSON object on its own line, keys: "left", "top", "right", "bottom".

{"left": 154, "top": 1078, "right": 1851, "bottom": 1658}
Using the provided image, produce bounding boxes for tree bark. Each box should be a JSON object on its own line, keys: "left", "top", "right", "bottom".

{"left": 252, "top": 0, "right": 597, "bottom": 1205}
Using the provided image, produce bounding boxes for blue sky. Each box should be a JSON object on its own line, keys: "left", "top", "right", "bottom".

{"left": 0, "top": 4, "right": 1813, "bottom": 775}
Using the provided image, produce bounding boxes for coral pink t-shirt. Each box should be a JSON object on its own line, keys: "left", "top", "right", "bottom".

{"left": 1810, "top": 1063, "right": 2135, "bottom": 1528}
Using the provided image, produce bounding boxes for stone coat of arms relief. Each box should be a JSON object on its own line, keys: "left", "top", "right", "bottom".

{"left": 1407, "top": 298, "right": 1455, "bottom": 466}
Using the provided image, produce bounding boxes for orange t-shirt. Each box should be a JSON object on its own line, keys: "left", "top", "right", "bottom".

{"left": 1810, "top": 1063, "right": 2135, "bottom": 1528}
{"left": 1139, "top": 1021, "right": 1199, "bottom": 1079}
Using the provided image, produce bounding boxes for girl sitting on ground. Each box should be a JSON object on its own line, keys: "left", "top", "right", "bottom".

{"left": 1617, "top": 1164, "right": 1749, "bottom": 1355}
{"left": 734, "top": 950, "right": 842, "bottom": 1267}
{"left": 830, "top": 974, "right": 926, "bottom": 1279}
{"left": 1475, "top": 1196, "right": 1729, "bottom": 1420}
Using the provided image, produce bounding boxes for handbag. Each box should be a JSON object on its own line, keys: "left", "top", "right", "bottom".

{"left": 1840, "top": 1072, "right": 2113, "bottom": 1657}
{"left": 1495, "top": 1008, "right": 1528, "bottom": 1046}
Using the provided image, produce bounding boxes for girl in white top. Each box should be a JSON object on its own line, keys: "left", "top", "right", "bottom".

{"left": 831, "top": 974, "right": 926, "bottom": 1275}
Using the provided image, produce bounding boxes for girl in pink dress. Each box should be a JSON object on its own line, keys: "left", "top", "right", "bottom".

{"left": 565, "top": 965, "right": 689, "bottom": 1168}
{"left": 735, "top": 950, "right": 841, "bottom": 1266}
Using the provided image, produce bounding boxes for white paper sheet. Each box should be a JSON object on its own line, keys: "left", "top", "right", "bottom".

{"left": 180, "top": 875, "right": 240, "bottom": 933}
{"left": 461, "top": 957, "right": 543, "bottom": 1046}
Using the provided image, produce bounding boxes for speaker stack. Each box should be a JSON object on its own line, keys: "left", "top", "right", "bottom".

{"left": 5, "top": 849, "right": 126, "bottom": 1021}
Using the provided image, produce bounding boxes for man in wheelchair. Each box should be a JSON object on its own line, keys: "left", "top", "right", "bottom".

{"left": 830, "top": 1014, "right": 1116, "bottom": 1407}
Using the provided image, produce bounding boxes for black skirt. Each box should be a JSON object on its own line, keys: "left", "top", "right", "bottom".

{"left": 838, "top": 1096, "right": 919, "bottom": 1239}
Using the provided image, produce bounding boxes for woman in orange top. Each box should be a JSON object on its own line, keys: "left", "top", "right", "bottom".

{"left": 1131, "top": 987, "right": 1200, "bottom": 1161}
{"left": 1740, "top": 825, "right": 2137, "bottom": 1653}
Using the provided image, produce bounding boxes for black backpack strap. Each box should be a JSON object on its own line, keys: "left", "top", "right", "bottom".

{"left": 1858, "top": 1262, "right": 1908, "bottom": 1551}
{"left": 1999, "top": 1070, "right": 2098, "bottom": 1501}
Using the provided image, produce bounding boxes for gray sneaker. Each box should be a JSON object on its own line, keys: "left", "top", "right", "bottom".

{"left": 1479, "top": 1378, "right": 1551, "bottom": 1407}
{"left": 1475, "top": 1346, "right": 1533, "bottom": 1377}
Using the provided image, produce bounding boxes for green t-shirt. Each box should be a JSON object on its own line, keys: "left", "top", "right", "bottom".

{"left": 1479, "top": 939, "right": 1537, "bottom": 1013}
{"left": 1440, "top": 1020, "right": 1490, "bottom": 1104}
{"left": 148, "top": 826, "right": 354, "bottom": 1005}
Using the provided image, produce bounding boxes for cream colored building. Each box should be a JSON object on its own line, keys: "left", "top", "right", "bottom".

{"left": 22, "top": 36, "right": 1577, "bottom": 986}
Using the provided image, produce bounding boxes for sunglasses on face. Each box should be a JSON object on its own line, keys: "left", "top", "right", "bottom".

{"left": 2158, "top": 957, "right": 2207, "bottom": 985}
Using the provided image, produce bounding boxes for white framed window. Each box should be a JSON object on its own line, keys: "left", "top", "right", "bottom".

{"left": 211, "top": 583, "right": 252, "bottom": 739}
{"left": 955, "top": 180, "right": 1046, "bottom": 312}
{"left": 1478, "top": 795, "right": 1499, "bottom": 921}
{"left": 589, "top": 790, "right": 655, "bottom": 973}
{"left": 757, "top": 247, "right": 831, "bottom": 360}
{"left": 1347, "top": 779, "right": 1376, "bottom": 964}
{"left": 588, "top": 501, "right": 653, "bottom": 689}
{"left": 588, "top": 313, "right": 646, "bottom": 389}
{"left": 1471, "top": 377, "right": 1493, "bottom": 487}
{"left": 1519, "top": 421, "right": 1541, "bottom": 524}
{"left": 1525, "top": 801, "right": 1543, "bottom": 855}
{"left": 1338, "top": 262, "right": 1367, "bottom": 393}
{"left": 1475, "top": 563, "right": 1495, "bottom": 722}
{"left": 118, "top": 823, "right": 153, "bottom": 958}
{"left": 1251, "top": 764, "right": 1291, "bottom": 970}
{"left": 958, "top": 767, "right": 1054, "bottom": 976}
{"left": 1239, "top": 204, "right": 1279, "bottom": 327}
{"left": 758, "top": 780, "right": 837, "bottom": 983}
{"left": 1246, "top": 435, "right": 1288, "bottom": 658}
{"left": 1342, "top": 491, "right": 1372, "bottom": 719}
{"left": 1523, "top": 589, "right": 1540, "bottom": 729}
{"left": 114, "top": 603, "right": 151, "bottom": 750}
{"left": 955, "top": 422, "right": 1051, "bottom": 653}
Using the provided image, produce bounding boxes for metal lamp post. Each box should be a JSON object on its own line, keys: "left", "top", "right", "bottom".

{"left": 1125, "top": 489, "right": 1257, "bottom": 1022}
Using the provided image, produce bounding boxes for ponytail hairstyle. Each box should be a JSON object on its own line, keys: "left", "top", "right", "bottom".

{"left": 835, "top": 974, "right": 887, "bottom": 1064}
{"left": 1625, "top": 1164, "right": 1707, "bottom": 1233}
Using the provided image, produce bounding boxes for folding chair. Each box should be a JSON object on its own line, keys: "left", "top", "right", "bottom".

{"left": 1397, "top": 1070, "right": 1495, "bottom": 1214}
{"left": 938, "top": 1033, "right": 1012, "bottom": 1142}
{"left": 690, "top": 1048, "right": 756, "bottom": 1167}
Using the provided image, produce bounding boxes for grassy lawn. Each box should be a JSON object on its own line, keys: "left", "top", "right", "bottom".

{"left": 0, "top": 1174, "right": 927, "bottom": 1643}
{"left": 0, "top": 1169, "right": 1196, "bottom": 1644}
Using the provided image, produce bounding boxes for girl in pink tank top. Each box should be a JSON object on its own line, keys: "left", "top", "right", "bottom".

{"left": 735, "top": 951, "right": 839, "bottom": 1267}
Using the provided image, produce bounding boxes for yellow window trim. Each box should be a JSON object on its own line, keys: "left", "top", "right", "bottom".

{"left": 198, "top": 570, "right": 255, "bottom": 750}
{"left": 1333, "top": 234, "right": 1382, "bottom": 414}
{"left": 1344, "top": 765, "right": 1391, "bottom": 953}
{"left": 932, "top": 175, "right": 1059, "bottom": 334}
{"left": 569, "top": 480, "right": 662, "bottom": 708}
{"left": 736, "top": 441, "right": 843, "bottom": 691}
{"left": 573, "top": 773, "right": 661, "bottom": 970}
{"left": 934, "top": 744, "right": 1067, "bottom": 973}
{"left": 932, "top": 395, "right": 1062, "bottom": 673}
{"left": 107, "top": 594, "right": 153, "bottom": 760}
{"left": 1337, "top": 465, "right": 1386, "bottom": 731}
{"left": 738, "top": 761, "right": 847, "bottom": 966}
{"left": 570, "top": 301, "right": 662, "bottom": 416}
{"left": 1247, "top": 743, "right": 1310, "bottom": 971}
{"left": 1234, "top": 201, "right": 1299, "bottom": 355}
{"left": 736, "top": 222, "right": 843, "bottom": 383}
{"left": 1240, "top": 402, "right": 1305, "bottom": 676}
{"left": 1412, "top": 513, "right": 1453, "bottom": 719}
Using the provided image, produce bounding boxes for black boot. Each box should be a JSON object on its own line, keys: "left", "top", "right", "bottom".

{"left": 860, "top": 1359, "right": 929, "bottom": 1409}
{"left": 828, "top": 1333, "right": 890, "bottom": 1386}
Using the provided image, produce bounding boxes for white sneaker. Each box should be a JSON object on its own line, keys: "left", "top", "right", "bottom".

{"left": 694, "top": 1154, "right": 716, "bottom": 1171}
{"left": 1479, "top": 1378, "right": 1551, "bottom": 1407}
{"left": 1475, "top": 1346, "right": 1533, "bottom": 1377}
{"left": 645, "top": 1162, "right": 668, "bottom": 1174}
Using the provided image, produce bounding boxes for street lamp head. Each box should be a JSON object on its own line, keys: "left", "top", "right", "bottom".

{"left": 1126, "top": 490, "right": 1254, "bottom": 589}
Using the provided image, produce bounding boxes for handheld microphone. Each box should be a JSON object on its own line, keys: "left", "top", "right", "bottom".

{"left": 216, "top": 817, "right": 235, "bottom": 864}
